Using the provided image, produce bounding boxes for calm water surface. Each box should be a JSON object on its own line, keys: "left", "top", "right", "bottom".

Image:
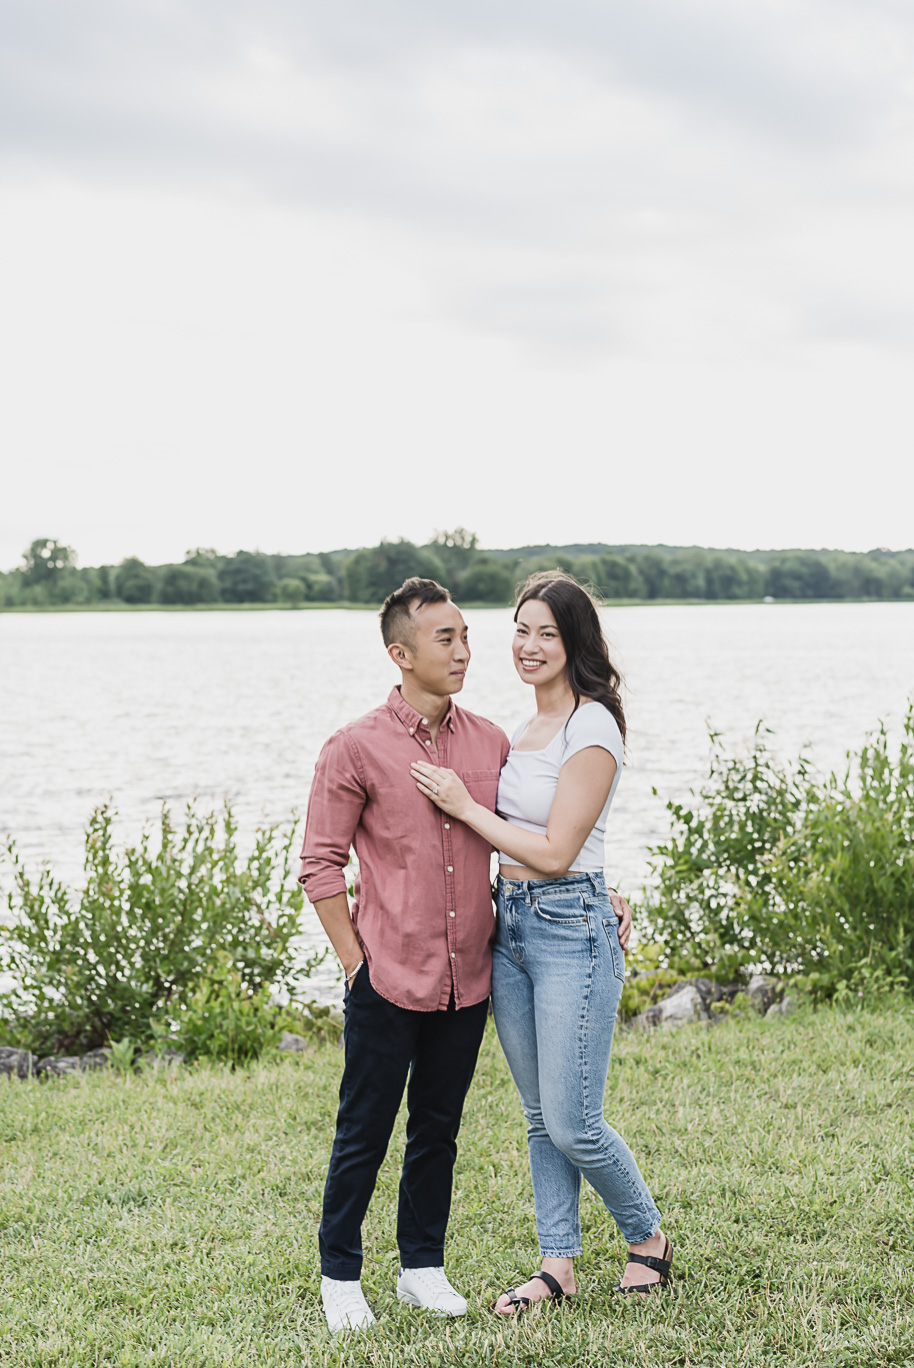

{"left": 2, "top": 604, "right": 912, "bottom": 999}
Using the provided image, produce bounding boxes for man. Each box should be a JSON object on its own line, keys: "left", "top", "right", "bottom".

{"left": 299, "top": 577, "right": 510, "bottom": 1334}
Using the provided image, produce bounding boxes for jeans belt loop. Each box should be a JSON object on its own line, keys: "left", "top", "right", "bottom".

{"left": 524, "top": 881, "right": 532, "bottom": 906}
{"left": 589, "top": 872, "right": 599, "bottom": 896}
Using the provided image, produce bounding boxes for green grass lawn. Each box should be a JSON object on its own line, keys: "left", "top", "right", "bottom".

{"left": 2, "top": 1004, "right": 912, "bottom": 1367}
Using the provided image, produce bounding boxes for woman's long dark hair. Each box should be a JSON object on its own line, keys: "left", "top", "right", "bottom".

{"left": 514, "top": 570, "right": 626, "bottom": 743}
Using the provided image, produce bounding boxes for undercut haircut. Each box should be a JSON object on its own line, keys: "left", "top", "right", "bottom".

{"left": 380, "top": 577, "right": 451, "bottom": 650}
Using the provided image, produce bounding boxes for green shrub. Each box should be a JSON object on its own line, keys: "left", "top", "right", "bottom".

{"left": 642, "top": 708, "right": 914, "bottom": 996}
{"left": 640, "top": 721, "right": 810, "bottom": 979}
{"left": 768, "top": 715, "right": 914, "bottom": 996}
{"left": 0, "top": 803, "right": 316, "bottom": 1055}
{"left": 157, "top": 953, "right": 341, "bottom": 1065}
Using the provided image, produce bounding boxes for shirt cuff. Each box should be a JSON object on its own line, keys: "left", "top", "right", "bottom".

{"left": 300, "top": 867, "right": 349, "bottom": 902}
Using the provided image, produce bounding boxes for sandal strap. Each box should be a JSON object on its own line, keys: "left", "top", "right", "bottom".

{"left": 625, "top": 1251, "right": 672, "bottom": 1276}
{"left": 503, "top": 1289, "right": 530, "bottom": 1308}
{"left": 616, "top": 1279, "right": 666, "bottom": 1295}
{"left": 529, "top": 1270, "right": 564, "bottom": 1300}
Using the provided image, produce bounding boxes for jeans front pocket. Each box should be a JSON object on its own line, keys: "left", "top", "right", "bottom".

{"left": 602, "top": 917, "right": 626, "bottom": 982}
{"left": 533, "top": 893, "right": 589, "bottom": 925}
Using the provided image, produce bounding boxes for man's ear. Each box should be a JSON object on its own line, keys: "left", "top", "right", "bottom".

{"left": 387, "top": 641, "right": 413, "bottom": 671}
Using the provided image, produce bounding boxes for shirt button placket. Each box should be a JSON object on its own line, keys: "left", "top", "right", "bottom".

{"left": 440, "top": 732, "right": 457, "bottom": 999}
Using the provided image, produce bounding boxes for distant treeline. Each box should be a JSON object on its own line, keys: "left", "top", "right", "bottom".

{"left": 4, "top": 532, "right": 914, "bottom": 608}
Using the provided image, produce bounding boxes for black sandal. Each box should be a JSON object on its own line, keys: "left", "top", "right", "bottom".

{"left": 494, "top": 1269, "right": 567, "bottom": 1314}
{"left": 615, "top": 1236, "right": 674, "bottom": 1295}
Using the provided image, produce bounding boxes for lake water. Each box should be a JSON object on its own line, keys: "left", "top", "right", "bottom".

{"left": 2, "top": 603, "right": 913, "bottom": 1000}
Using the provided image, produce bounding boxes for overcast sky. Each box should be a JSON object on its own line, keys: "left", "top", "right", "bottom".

{"left": 2, "top": 0, "right": 913, "bottom": 570}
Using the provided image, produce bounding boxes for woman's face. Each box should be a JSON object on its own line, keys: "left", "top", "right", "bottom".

{"left": 512, "top": 597, "right": 567, "bottom": 687}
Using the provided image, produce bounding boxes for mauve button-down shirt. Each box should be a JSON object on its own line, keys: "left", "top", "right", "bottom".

{"left": 299, "top": 687, "right": 510, "bottom": 1012}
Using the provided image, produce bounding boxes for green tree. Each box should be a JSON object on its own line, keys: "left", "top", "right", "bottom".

{"left": 159, "top": 564, "right": 221, "bottom": 605}
{"left": 458, "top": 558, "right": 515, "bottom": 604}
{"left": 217, "top": 552, "right": 276, "bottom": 603}
{"left": 704, "top": 555, "right": 760, "bottom": 600}
{"left": 429, "top": 528, "right": 479, "bottom": 591}
{"left": 279, "top": 556, "right": 340, "bottom": 600}
{"left": 580, "top": 553, "right": 645, "bottom": 599}
{"left": 632, "top": 551, "right": 668, "bottom": 599}
{"left": 522, "top": 555, "right": 584, "bottom": 583}
{"left": 302, "top": 573, "right": 338, "bottom": 601}
{"left": 765, "top": 554, "right": 835, "bottom": 600}
{"left": 51, "top": 571, "right": 93, "bottom": 605}
{"left": 95, "top": 566, "right": 117, "bottom": 600}
{"left": 343, "top": 541, "right": 447, "bottom": 603}
{"left": 22, "top": 539, "right": 76, "bottom": 588}
{"left": 663, "top": 549, "right": 711, "bottom": 599}
{"left": 276, "top": 577, "right": 306, "bottom": 607}
{"left": 115, "top": 557, "right": 156, "bottom": 604}
{"left": 854, "top": 559, "right": 892, "bottom": 599}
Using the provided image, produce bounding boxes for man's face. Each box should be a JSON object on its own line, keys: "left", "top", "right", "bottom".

{"left": 398, "top": 599, "right": 470, "bottom": 695}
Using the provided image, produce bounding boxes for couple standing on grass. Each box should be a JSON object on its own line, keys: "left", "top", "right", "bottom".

{"left": 300, "top": 571, "right": 673, "bottom": 1335}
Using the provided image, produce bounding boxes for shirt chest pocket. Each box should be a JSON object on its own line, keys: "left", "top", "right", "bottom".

{"left": 461, "top": 768, "right": 501, "bottom": 812}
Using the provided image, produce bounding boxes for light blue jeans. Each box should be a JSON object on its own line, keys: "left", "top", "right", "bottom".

{"left": 492, "top": 872, "right": 661, "bottom": 1256}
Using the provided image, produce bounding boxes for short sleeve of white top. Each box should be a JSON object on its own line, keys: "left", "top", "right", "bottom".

{"left": 496, "top": 702, "right": 624, "bottom": 871}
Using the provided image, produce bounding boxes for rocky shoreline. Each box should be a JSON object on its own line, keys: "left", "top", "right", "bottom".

{"left": 1, "top": 976, "right": 795, "bottom": 1082}
{"left": 630, "top": 973, "right": 796, "bottom": 1031}
{"left": 0, "top": 1045, "right": 188, "bottom": 1079}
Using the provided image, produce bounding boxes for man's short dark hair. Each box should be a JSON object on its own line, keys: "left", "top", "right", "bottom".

{"left": 380, "top": 578, "right": 451, "bottom": 649}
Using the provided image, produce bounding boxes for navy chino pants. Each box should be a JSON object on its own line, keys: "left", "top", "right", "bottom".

{"left": 318, "top": 965, "right": 489, "bottom": 1280}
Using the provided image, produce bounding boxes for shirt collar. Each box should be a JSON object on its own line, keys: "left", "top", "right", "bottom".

{"left": 388, "top": 686, "right": 458, "bottom": 734}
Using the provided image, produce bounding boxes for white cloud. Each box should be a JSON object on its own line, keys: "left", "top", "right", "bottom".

{"left": 1, "top": 0, "right": 913, "bottom": 566}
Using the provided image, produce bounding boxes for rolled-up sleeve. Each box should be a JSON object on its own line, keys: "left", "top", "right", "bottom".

{"left": 299, "top": 730, "right": 366, "bottom": 902}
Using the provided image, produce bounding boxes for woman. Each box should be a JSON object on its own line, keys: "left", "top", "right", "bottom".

{"left": 410, "top": 571, "right": 672, "bottom": 1311}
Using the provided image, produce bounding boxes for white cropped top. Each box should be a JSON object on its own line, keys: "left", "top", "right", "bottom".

{"left": 496, "top": 702, "right": 624, "bottom": 871}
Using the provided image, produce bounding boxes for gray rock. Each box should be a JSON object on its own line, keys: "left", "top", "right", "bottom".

{"left": 36, "top": 1055, "right": 86, "bottom": 1077}
{"left": 279, "top": 1031, "right": 309, "bottom": 1053}
{"left": 36, "top": 1048, "right": 111, "bottom": 1077}
{"left": 0, "top": 1047, "right": 34, "bottom": 1080}
{"left": 634, "top": 983, "right": 711, "bottom": 1031}
{"left": 81, "top": 1048, "right": 112, "bottom": 1070}
{"left": 142, "top": 1049, "right": 185, "bottom": 1069}
{"left": 765, "top": 995, "right": 797, "bottom": 1019}
{"left": 689, "top": 977, "right": 729, "bottom": 1007}
{"left": 747, "top": 974, "right": 781, "bottom": 1014}
{"left": 660, "top": 977, "right": 743, "bottom": 1010}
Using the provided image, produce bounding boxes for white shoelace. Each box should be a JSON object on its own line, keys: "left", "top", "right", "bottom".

{"left": 328, "top": 1282, "right": 371, "bottom": 1320}
{"left": 404, "top": 1268, "right": 455, "bottom": 1294}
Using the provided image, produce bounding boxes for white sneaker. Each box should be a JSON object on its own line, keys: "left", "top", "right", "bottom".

{"left": 320, "top": 1276, "right": 376, "bottom": 1333}
{"left": 396, "top": 1266, "right": 468, "bottom": 1316}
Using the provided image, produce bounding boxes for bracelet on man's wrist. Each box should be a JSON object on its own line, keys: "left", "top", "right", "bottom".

{"left": 345, "top": 959, "right": 364, "bottom": 985}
